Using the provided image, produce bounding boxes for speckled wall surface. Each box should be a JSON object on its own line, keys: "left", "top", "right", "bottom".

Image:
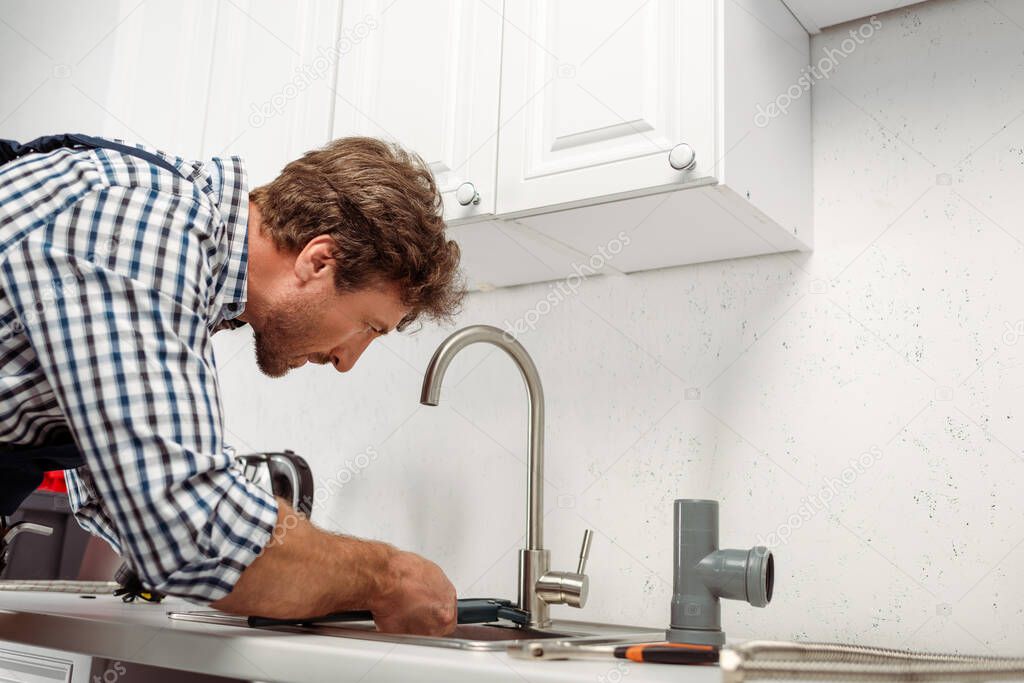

{"left": 216, "top": 0, "right": 1024, "bottom": 653}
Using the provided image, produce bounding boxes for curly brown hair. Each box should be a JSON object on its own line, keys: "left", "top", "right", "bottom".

{"left": 250, "top": 137, "right": 463, "bottom": 330}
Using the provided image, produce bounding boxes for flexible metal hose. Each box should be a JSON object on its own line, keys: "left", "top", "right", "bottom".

{"left": 735, "top": 640, "right": 1022, "bottom": 663}
{"left": 721, "top": 640, "right": 1024, "bottom": 682}
{"left": 0, "top": 580, "right": 118, "bottom": 594}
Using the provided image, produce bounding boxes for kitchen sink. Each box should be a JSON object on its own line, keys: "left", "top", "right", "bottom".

{"left": 168, "top": 611, "right": 663, "bottom": 651}
{"left": 305, "top": 618, "right": 663, "bottom": 651}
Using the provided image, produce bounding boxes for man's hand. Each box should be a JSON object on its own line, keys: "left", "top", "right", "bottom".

{"left": 212, "top": 500, "right": 457, "bottom": 636}
{"left": 370, "top": 551, "right": 457, "bottom": 636}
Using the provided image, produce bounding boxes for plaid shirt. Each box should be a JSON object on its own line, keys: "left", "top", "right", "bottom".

{"left": 0, "top": 140, "right": 278, "bottom": 601}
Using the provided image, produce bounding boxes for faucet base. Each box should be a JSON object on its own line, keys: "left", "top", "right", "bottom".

{"left": 518, "top": 548, "right": 551, "bottom": 628}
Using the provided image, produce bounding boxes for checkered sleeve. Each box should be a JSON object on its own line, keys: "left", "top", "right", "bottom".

{"left": 0, "top": 186, "right": 279, "bottom": 602}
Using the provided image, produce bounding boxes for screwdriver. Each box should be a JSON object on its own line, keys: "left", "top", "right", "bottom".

{"left": 510, "top": 640, "right": 720, "bottom": 665}
{"left": 614, "top": 642, "right": 719, "bottom": 664}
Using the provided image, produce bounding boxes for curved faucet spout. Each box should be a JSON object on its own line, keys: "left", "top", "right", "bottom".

{"left": 419, "top": 325, "right": 544, "bottom": 551}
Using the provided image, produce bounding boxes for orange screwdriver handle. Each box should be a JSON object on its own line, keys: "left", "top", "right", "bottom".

{"left": 615, "top": 642, "right": 720, "bottom": 665}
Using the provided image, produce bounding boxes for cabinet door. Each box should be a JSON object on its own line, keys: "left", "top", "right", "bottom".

{"left": 495, "top": 0, "right": 716, "bottom": 216}
{"left": 331, "top": 0, "right": 503, "bottom": 223}
{"left": 204, "top": 0, "right": 341, "bottom": 186}
{"left": 0, "top": 1, "right": 215, "bottom": 158}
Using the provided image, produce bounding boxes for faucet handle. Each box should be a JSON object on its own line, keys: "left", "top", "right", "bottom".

{"left": 576, "top": 529, "right": 593, "bottom": 574}
{"left": 536, "top": 529, "right": 594, "bottom": 609}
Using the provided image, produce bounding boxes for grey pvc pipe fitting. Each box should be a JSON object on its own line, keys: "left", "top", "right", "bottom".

{"left": 666, "top": 499, "right": 774, "bottom": 646}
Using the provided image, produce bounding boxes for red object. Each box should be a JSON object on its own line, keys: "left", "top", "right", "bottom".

{"left": 38, "top": 470, "right": 68, "bottom": 494}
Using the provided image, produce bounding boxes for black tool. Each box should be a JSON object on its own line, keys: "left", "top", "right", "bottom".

{"left": 511, "top": 639, "right": 720, "bottom": 665}
{"left": 248, "top": 597, "right": 530, "bottom": 629}
{"left": 113, "top": 562, "right": 165, "bottom": 603}
{"left": 614, "top": 642, "right": 719, "bottom": 665}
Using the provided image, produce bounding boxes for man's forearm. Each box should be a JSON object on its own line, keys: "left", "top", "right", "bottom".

{"left": 212, "top": 499, "right": 396, "bottom": 618}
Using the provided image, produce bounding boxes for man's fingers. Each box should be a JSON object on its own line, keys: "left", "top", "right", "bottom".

{"left": 368, "top": 551, "right": 458, "bottom": 636}
{"left": 373, "top": 603, "right": 456, "bottom": 636}
{"left": 436, "top": 600, "right": 456, "bottom": 625}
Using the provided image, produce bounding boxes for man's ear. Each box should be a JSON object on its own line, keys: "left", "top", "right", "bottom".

{"left": 294, "top": 235, "right": 336, "bottom": 285}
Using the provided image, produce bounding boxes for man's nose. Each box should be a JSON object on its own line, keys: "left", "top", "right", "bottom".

{"left": 329, "top": 335, "right": 373, "bottom": 373}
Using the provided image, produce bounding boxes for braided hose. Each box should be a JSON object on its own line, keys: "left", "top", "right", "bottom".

{"left": 0, "top": 580, "right": 118, "bottom": 594}
{"left": 721, "top": 640, "right": 1024, "bottom": 682}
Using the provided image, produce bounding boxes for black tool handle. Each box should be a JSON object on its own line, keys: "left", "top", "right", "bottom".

{"left": 613, "top": 643, "right": 720, "bottom": 665}
{"left": 248, "top": 598, "right": 524, "bottom": 629}
{"left": 248, "top": 610, "right": 373, "bottom": 628}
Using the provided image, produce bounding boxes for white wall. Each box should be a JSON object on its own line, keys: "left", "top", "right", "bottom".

{"left": 3, "top": 0, "right": 1021, "bottom": 655}
{"left": 217, "top": 0, "right": 1024, "bottom": 653}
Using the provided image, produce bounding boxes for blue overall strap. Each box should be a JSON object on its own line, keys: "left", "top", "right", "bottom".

{"left": 0, "top": 133, "right": 182, "bottom": 177}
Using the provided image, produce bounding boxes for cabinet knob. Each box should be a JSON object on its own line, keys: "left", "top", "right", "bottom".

{"left": 456, "top": 181, "right": 481, "bottom": 206}
{"left": 668, "top": 143, "right": 697, "bottom": 171}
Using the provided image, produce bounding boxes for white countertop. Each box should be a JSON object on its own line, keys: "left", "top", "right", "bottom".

{"left": 0, "top": 591, "right": 722, "bottom": 683}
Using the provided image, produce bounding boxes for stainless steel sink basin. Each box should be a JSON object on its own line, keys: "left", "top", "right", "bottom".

{"left": 168, "top": 611, "right": 663, "bottom": 651}
{"left": 303, "top": 618, "right": 663, "bottom": 651}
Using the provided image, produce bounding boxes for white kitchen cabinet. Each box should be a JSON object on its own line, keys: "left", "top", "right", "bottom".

{"left": 204, "top": 0, "right": 341, "bottom": 186}
{"left": 445, "top": 218, "right": 601, "bottom": 289}
{"left": 326, "top": 0, "right": 812, "bottom": 290}
{"left": 100, "top": 2, "right": 218, "bottom": 159}
{"left": 470, "top": 0, "right": 812, "bottom": 286}
{"left": 0, "top": 1, "right": 215, "bottom": 158}
{"left": 332, "top": 0, "right": 504, "bottom": 224}
{"left": 6, "top": 0, "right": 813, "bottom": 292}
{"left": 494, "top": 0, "right": 717, "bottom": 216}
{"left": 782, "top": 0, "right": 923, "bottom": 33}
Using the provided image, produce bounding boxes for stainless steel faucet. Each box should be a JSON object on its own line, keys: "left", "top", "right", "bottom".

{"left": 420, "top": 324, "right": 593, "bottom": 629}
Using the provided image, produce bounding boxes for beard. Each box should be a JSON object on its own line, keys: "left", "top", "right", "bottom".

{"left": 252, "top": 294, "right": 324, "bottom": 378}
